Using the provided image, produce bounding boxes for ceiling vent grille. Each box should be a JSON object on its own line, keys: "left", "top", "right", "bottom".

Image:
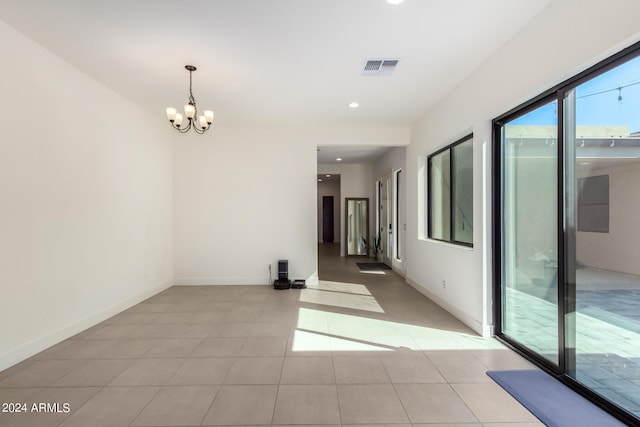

{"left": 362, "top": 59, "right": 399, "bottom": 76}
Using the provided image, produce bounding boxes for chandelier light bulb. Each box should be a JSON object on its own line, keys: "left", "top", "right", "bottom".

{"left": 166, "top": 65, "right": 214, "bottom": 134}
{"left": 166, "top": 107, "right": 177, "bottom": 122}
{"left": 198, "top": 116, "right": 208, "bottom": 129}
{"left": 184, "top": 103, "right": 196, "bottom": 119}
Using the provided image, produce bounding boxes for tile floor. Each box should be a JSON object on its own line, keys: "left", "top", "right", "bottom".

{"left": 0, "top": 244, "right": 544, "bottom": 427}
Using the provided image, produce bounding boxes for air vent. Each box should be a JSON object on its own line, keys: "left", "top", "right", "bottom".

{"left": 362, "top": 59, "right": 399, "bottom": 76}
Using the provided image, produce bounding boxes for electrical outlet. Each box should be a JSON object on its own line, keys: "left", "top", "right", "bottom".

{"left": 441, "top": 280, "right": 446, "bottom": 289}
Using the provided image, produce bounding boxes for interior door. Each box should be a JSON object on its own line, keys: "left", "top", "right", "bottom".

{"left": 322, "top": 196, "right": 334, "bottom": 242}
{"left": 380, "top": 173, "right": 392, "bottom": 266}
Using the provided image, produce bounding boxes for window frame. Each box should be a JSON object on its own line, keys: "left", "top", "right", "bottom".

{"left": 427, "top": 133, "right": 474, "bottom": 247}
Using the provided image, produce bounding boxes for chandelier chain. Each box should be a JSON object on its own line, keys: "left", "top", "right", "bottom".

{"left": 188, "top": 69, "right": 196, "bottom": 109}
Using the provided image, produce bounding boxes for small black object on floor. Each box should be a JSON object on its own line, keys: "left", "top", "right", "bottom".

{"left": 273, "top": 279, "right": 291, "bottom": 290}
{"left": 356, "top": 262, "right": 391, "bottom": 271}
{"left": 274, "top": 259, "right": 291, "bottom": 290}
{"left": 291, "top": 279, "right": 306, "bottom": 289}
{"left": 273, "top": 259, "right": 306, "bottom": 289}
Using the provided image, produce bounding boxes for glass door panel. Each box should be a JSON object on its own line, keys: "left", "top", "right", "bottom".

{"left": 501, "top": 100, "right": 559, "bottom": 365}
{"left": 567, "top": 55, "right": 640, "bottom": 417}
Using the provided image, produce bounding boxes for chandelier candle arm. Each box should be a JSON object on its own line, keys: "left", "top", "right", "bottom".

{"left": 166, "top": 65, "right": 214, "bottom": 134}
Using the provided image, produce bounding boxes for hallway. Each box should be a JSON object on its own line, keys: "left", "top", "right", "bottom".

{"left": 0, "top": 245, "right": 542, "bottom": 426}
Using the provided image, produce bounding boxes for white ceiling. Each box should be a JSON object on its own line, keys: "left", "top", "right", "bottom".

{"left": 317, "top": 145, "right": 392, "bottom": 164}
{"left": 0, "top": 0, "right": 550, "bottom": 129}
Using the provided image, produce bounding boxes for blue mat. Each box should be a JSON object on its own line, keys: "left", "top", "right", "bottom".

{"left": 486, "top": 370, "right": 626, "bottom": 427}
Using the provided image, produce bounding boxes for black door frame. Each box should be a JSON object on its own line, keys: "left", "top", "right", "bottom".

{"left": 492, "top": 40, "right": 640, "bottom": 426}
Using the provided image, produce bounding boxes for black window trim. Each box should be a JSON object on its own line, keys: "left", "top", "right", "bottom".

{"left": 492, "top": 39, "right": 640, "bottom": 427}
{"left": 427, "top": 132, "right": 474, "bottom": 248}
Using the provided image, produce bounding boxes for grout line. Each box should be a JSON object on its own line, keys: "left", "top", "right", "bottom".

{"left": 126, "top": 385, "right": 162, "bottom": 427}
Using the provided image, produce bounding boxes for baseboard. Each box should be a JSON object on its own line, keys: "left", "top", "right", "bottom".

{"left": 0, "top": 280, "right": 172, "bottom": 372}
{"left": 405, "top": 275, "right": 485, "bottom": 336}
{"left": 174, "top": 277, "right": 272, "bottom": 286}
{"left": 175, "top": 274, "right": 320, "bottom": 287}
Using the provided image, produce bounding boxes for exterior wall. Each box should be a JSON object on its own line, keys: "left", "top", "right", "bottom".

{"left": 577, "top": 162, "right": 640, "bottom": 276}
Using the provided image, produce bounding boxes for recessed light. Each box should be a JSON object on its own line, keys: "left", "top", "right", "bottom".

{"left": 318, "top": 178, "right": 323, "bottom": 182}
{"left": 349, "top": 102, "right": 360, "bottom": 108}
{"left": 326, "top": 174, "right": 331, "bottom": 177}
{"left": 336, "top": 158, "right": 343, "bottom": 162}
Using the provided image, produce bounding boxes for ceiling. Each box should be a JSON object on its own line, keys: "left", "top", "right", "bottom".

{"left": 0, "top": 0, "right": 551, "bottom": 128}
{"left": 317, "top": 145, "right": 392, "bottom": 164}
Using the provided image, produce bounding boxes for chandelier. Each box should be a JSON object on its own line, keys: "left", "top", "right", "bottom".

{"left": 165, "top": 65, "right": 214, "bottom": 134}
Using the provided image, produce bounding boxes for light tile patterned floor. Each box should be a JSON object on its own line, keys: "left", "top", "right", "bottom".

{"left": 0, "top": 243, "right": 543, "bottom": 426}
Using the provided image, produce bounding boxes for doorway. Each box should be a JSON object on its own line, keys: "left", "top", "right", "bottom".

{"left": 493, "top": 46, "right": 640, "bottom": 424}
{"left": 322, "top": 196, "right": 334, "bottom": 242}
{"left": 378, "top": 173, "right": 392, "bottom": 266}
{"left": 317, "top": 174, "right": 340, "bottom": 249}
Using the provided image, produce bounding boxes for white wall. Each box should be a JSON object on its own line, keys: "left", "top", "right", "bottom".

{"left": 317, "top": 179, "right": 340, "bottom": 243}
{"left": 406, "top": 0, "right": 640, "bottom": 336}
{"left": 317, "top": 163, "right": 374, "bottom": 257}
{"left": 173, "top": 128, "right": 318, "bottom": 285}
{"left": 0, "top": 20, "right": 174, "bottom": 370}
{"left": 577, "top": 163, "right": 640, "bottom": 276}
{"left": 373, "top": 147, "right": 407, "bottom": 275}
{"left": 174, "top": 128, "right": 407, "bottom": 285}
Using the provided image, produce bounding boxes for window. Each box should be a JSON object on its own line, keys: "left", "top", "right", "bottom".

{"left": 428, "top": 134, "right": 473, "bottom": 246}
{"left": 578, "top": 175, "right": 609, "bottom": 232}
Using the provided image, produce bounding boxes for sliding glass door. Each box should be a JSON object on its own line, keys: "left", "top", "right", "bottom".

{"left": 499, "top": 100, "right": 559, "bottom": 366}
{"left": 565, "top": 55, "right": 640, "bottom": 418}
{"left": 494, "top": 43, "right": 640, "bottom": 423}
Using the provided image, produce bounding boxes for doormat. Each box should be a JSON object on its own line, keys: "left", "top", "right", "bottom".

{"left": 486, "top": 370, "right": 626, "bottom": 427}
{"left": 356, "top": 262, "right": 391, "bottom": 271}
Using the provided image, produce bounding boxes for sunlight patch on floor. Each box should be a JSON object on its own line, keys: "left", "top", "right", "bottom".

{"left": 299, "top": 286, "right": 384, "bottom": 313}
{"left": 306, "top": 280, "right": 372, "bottom": 295}
{"left": 360, "top": 270, "right": 386, "bottom": 275}
{"left": 292, "top": 307, "right": 503, "bottom": 352}
{"left": 290, "top": 329, "right": 393, "bottom": 352}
